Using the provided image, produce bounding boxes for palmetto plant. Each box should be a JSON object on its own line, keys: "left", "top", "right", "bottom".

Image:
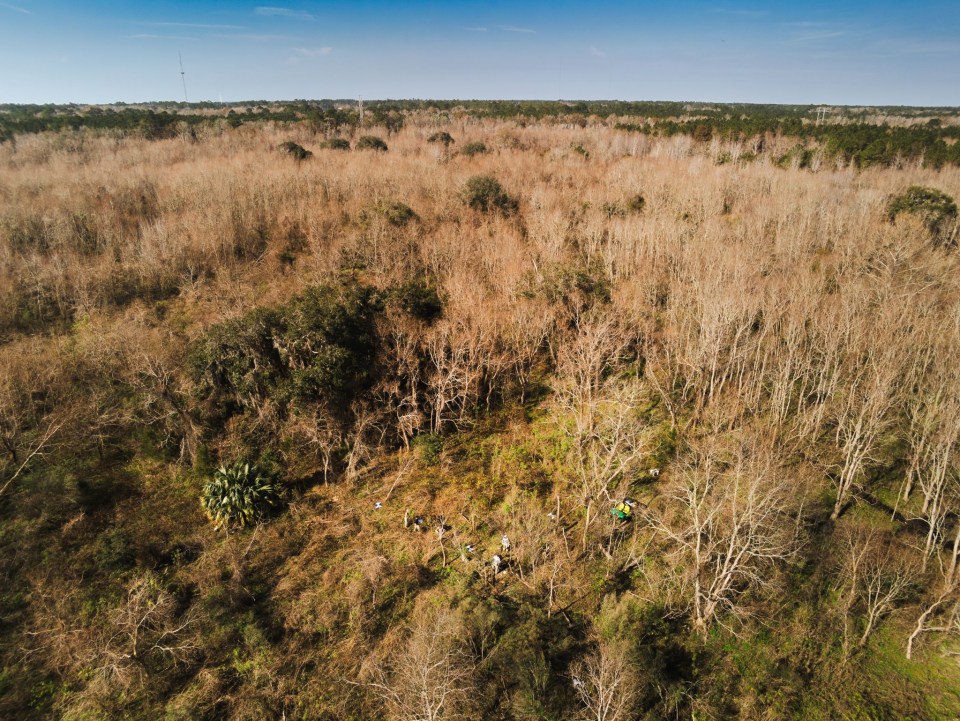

{"left": 200, "top": 462, "right": 280, "bottom": 529}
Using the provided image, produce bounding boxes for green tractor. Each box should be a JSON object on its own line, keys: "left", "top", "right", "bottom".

{"left": 611, "top": 497, "right": 638, "bottom": 521}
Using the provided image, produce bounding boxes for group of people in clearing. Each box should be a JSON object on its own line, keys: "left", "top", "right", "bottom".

{"left": 390, "top": 473, "right": 656, "bottom": 581}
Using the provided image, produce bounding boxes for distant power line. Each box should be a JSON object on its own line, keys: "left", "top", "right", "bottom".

{"left": 179, "top": 52, "right": 188, "bottom": 103}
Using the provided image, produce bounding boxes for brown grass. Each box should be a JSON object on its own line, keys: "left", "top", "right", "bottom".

{"left": 2, "top": 118, "right": 960, "bottom": 719}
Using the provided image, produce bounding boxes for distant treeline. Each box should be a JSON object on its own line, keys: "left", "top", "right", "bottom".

{"left": 616, "top": 116, "right": 960, "bottom": 168}
{"left": 0, "top": 103, "right": 360, "bottom": 141}
{"left": 3, "top": 99, "right": 960, "bottom": 167}
{"left": 0, "top": 101, "right": 411, "bottom": 141}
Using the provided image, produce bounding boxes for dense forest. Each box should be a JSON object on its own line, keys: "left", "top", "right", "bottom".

{"left": 0, "top": 107, "right": 959, "bottom": 719}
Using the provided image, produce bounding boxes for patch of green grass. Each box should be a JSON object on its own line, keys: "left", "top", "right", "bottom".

{"left": 412, "top": 433, "right": 442, "bottom": 466}
{"left": 867, "top": 624, "right": 960, "bottom": 719}
{"left": 845, "top": 500, "right": 900, "bottom": 532}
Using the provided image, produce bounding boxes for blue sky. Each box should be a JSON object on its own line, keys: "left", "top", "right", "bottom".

{"left": 1, "top": 1, "right": 958, "bottom": 105}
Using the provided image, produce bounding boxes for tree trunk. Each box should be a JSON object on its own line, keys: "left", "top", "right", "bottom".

{"left": 0, "top": 436, "right": 17, "bottom": 466}
{"left": 582, "top": 500, "right": 592, "bottom": 552}
{"left": 947, "top": 521, "right": 960, "bottom": 587}
{"left": 858, "top": 613, "right": 877, "bottom": 647}
{"left": 831, "top": 495, "right": 844, "bottom": 521}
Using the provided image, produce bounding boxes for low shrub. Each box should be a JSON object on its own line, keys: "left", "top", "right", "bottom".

{"left": 627, "top": 193, "right": 646, "bottom": 213}
{"left": 413, "top": 433, "right": 443, "bottom": 465}
{"left": 320, "top": 137, "right": 351, "bottom": 150}
{"left": 94, "top": 528, "right": 136, "bottom": 571}
{"left": 375, "top": 201, "right": 419, "bottom": 227}
{"left": 279, "top": 141, "right": 312, "bottom": 160}
{"left": 388, "top": 279, "right": 443, "bottom": 321}
{"left": 190, "top": 306, "right": 285, "bottom": 415}
{"left": 887, "top": 186, "right": 958, "bottom": 244}
{"left": 463, "top": 175, "right": 519, "bottom": 215}
{"left": 602, "top": 202, "right": 626, "bottom": 218}
{"left": 5, "top": 214, "right": 50, "bottom": 254}
{"left": 520, "top": 262, "right": 611, "bottom": 317}
{"left": 277, "top": 282, "right": 380, "bottom": 405}
{"left": 462, "top": 141, "right": 488, "bottom": 157}
{"left": 190, "top": 280, "right": 381, "bottom": 415}
{"left": 428, "top": 132, "right": 454, "bottom": 147}
{"left": 356, "top": 135, "right": 388, "bottom": 152}
{"left": 776, "top": 143, "right": 814, "bottom": 170}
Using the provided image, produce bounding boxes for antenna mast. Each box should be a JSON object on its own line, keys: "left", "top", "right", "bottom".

{"left": 179, "top": 52, "right": 188, "bottom": 103}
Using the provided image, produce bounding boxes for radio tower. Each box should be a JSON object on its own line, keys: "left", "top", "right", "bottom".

{"left": 179, "top": 52, "right": 189, "bottom": 103}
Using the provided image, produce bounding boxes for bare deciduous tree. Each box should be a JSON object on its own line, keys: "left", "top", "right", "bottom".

{"left": 95, "top": 573, "right": 202, "bottom": 688}
{"left": 26, "top": 572, "right": 201, "bottom": 692}
{"left": 857, "top": 557, "right": 915, "bottom": 646}
{"left": 906, "top": 585, "right": 960, "bottom": 660}
{"left": 344, "top": 399, "right": 388, "bottom": 480}
{"left": 570, "top": 638, "right": 639, "bottom": 721}
{"left": 836, "top": 531, "right": 916, "bottom": 651}
{"left": 646, "top": 245, "right": 763, "bottom": 426}
{"left": 0, "top": 349, "right": 33, "bottom": 468}
{"left": 917, "top": 424, "right": 959, "bottom": 567}
{"left": 24, "top": 575, "right": 92, "bottom": 678}
{"left": 384, "top": 317, "right": 429, "bottom": 449}
{"left": 121, "top": 342, "right": 200, "bottom": 464}
{"left": 829, "top": 334, "right": 903, "bottom": 521}
{"left": 644, "top": 438, "right": 798, "bottom": 633}
{"left": 502, "top": 300, "right": 553, "bottom": 403}
{"left": 947, "top": 505, "right": 960, "bottom": 588}
{"left": 0, "top": 341, "right": 69, "bottom": 497}
{"left": 554, "top": 312, "right": 647, "bottom": 504}
{"left": 0, "top": 412, "right": 65, "bottom": 498}
{"left": 558, "top": 377, "right": 649, "bottom": 505}
{"left": 284, "top": 406, "right": 344, "bottom": 483}
{"left": 787, "top": 291, "right": 858, "bottom": 447}
{"left": 554, "top": 312, "right": 631, "bottom": 421}
{"left": 425, "top": 321, "right": 479, "bottom": 435}
{"left": 502, "top": 492, "right": 564, "bottom": 588}
{"left": 900, "top": 345, "right": 947, "bottom": 503}
{"left": 366, "top": 608, "right": 475, "bottom": 721}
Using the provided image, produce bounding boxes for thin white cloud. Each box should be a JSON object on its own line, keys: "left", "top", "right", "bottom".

{"left": 209, "top": 33, "right": 298, "bottom": 41}
{"left": 0, "top": 2, "right": 31, "bottom": 14}
{"left": 125, "top": 34, "right": 197, "bottom": 41}
{"left": 138, "top": 21, "right": 244, "bottom": 30}
{"left": 465, "top": 26, "right": 488, "bottom": 32}
{"left": 590, "top": 46, "right": 606, "bottom": 58}
{"left": 790, "top": 30, "right": 846, "bottom": 42}
{"left": 294, "top": 47, "right": 332, "bottom": 56}
{"left": 710, "top": 8, "right": 769, "bottom": 17}
{"left": 874, "top": 39, "right": 960, "bottom": 56}
{"left": 502, "top": 25, "right": 536, "bottom": 34}
{"left": 255, "top": 7, "right": 315, "bottom": 21}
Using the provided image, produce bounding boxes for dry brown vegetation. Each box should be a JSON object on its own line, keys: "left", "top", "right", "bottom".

{"left": 1, "top": 116, "right": 960, "bottom": 719}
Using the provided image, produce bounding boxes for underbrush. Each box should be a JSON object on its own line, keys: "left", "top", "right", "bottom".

{"left": 1, "top": 119, "right": 959, "bottom": 720}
